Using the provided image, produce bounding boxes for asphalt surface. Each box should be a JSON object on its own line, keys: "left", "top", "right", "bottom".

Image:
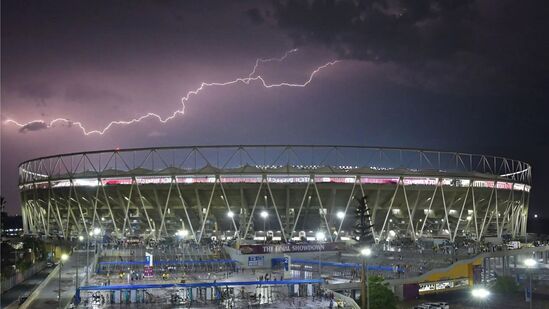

{"left": 24, "top": 251, "right": 89, "bottom": 309}
{"left": 0, "top": 266, "right": 53, "bottom": 308}
{"left": 403, "top": 289, "right": 549, "bottom": 309}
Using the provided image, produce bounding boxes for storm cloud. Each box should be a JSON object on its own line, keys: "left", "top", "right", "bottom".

{"left": 264, "top": 0, "right": 549, "bottom": 95}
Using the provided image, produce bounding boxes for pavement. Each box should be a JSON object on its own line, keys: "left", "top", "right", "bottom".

{"left": 0, "top": 266, "right": 53, "bottom": 308}
{"left": 22, "top": 251, "right": 91, "bottom": 309}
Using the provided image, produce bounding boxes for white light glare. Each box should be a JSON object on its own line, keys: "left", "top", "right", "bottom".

{"left": 175, "top": 229, "right": 189, "bottom": 238}
{"left": 524, "top": 258, "right": 537, "bottom": 268}
{"left": 471, "top": 287, "right": 490, "bottom": 299}
{"left": 315, "top": 231, "right": 325, "bottom": 241}
{"left": 361, "top": 247, "right": 372, "bottom": 257}
{"left": 93, "top": 227, "right": 101, "bottom": 235}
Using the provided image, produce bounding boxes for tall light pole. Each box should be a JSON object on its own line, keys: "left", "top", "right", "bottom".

{"left": 86, "top": 227, "right": 101, "bottom": 285}
{"left": 76, "top": 236, "right": 83, "bottom": 290}
{"left": 86, "top": 232, "right": 91, "bottom": 285}
{"left": 93, "top": 227, "right": 101, "bottom": 255}
{"left": 524, "top": 257, "right": 537, "bottom": 309}
{"left": 260, "top": 211, "right": 268, "bottom": 242}
{"left": 361, "top": 247, "right": 372, "bottom": 309}
{"left": 227, "top": 211, "right": 236, "bottom": 239}
{"left": 316, "top": 231, "right": 325, "bottom": 279}
{"left": 58, "top": 253, "right": 69, "bottom": 309}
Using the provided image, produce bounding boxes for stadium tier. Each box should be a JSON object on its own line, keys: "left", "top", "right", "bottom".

{"left": 18, "top": 145, "right": 531, "bottom": 242}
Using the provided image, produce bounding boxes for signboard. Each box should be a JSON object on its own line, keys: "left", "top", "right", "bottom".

{"left": 143, "top": 266, "right": 154, "bottom": 277}
{"left": 283, "top": 254, "right": 292, "bottom": 278}
{"left": 248, "top": 256, "right": 264, "bottom": 267}
{"left": 145, "top": 252, "right": 153, "bottom": 267}
{"left": 239, "top": 242, "right": 345, "bottom": 255}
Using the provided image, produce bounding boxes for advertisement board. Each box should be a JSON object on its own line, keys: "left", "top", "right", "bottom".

{"left": 239, "top": 242, "right": 345, "bottom": 254}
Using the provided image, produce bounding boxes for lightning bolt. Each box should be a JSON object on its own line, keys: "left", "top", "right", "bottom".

{"left": 4, "top": 49, "right": 339, "bottom": 135}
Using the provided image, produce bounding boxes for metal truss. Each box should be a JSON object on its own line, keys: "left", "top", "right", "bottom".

{"left": 18, "top": 146, "right": 531, "bottom": 242}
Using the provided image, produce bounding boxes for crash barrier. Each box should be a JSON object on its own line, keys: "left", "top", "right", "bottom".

{"left": 96, "top": 259, "right": 238, "bottom": 274}
{"left": 75, "top": 279, "right": 322, "bottom": 305}
{"left": 272, "top": 258, "right": 404, "bottom": 272}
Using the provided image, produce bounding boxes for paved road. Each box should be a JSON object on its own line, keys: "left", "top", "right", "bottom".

{"left": 0, "top": 267, "right": 53, "bottom": 308}
{"left": 24, "top": 251, "right": 90, "bottom": 309}
{"left": 403, "top": 289, "right": 549, "bottom": 309}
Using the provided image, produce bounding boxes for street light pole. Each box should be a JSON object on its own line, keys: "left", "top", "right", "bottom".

{"left": 260, "top": 211, "right": 268, "bottom": 244}
{"left": 58, "top": 261, "right": 62, "bottom": 308}
{"left": 86, "top": 233, "right": 91, "bottom": 285}
{"left": 76, "top": 236, "right": 83, "bottom": 290}
{"left": 524, "top": 258, "right": 537, "bottom": 309}
{"left": 360, "top": 247, "right": 372, "bottom": 309}
{"left": 58, "top": 253, "right": 69, "bottom": 309}
{"left": 366, "top": 259, "right": 369, "bottom": 309}
{"left": 529, "top": 272, "right": 533, "bottom": 309}
{"left": 316, "top": 231, "right": 325, "bottom": 279}
{"left": 75, "top": 248, "right": 79, "bottom": 289}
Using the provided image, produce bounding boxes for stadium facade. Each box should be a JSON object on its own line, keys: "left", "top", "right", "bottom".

{"left": 18, "top": 145, "right": 531, "bottom": 243}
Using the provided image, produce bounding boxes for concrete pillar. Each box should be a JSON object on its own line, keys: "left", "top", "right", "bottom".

{"left": 545, "top": 251, "right": 548, "bottom": 264}
{"left": 514, "top": 255, "right": 517, "bottom": 269}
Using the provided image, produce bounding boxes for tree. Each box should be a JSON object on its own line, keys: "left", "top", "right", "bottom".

{"left": 354, "top": 196, "right": 373, "bottom": 243}
{"left": 0, "top": 196, "right": 6, "bottom": 237}
{"left": 363, "top": 275, "right": 397, "bottom": 309}
{"left": 494, "top": 275, "right": 519, "bottom": 293}
{"left": 0, "top": 196, "right": 5, "bottom": 211}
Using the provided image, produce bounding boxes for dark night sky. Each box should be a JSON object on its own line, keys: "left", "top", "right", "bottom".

{"left": 1, "top": 1, "right": 548, "bottom": 231}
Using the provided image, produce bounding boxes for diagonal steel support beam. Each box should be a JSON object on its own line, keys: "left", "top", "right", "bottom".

{"left": 243, "top": 180, "right": 264, "bottom": 239}
{"left": 100, "top": 180, "right": 119, "bottom": 237}
{"left": 378, "top": 180, "right": 400, "bottom": 243}
{"left": 70, "top": 180, "right": 89, "bottom": 236}
{"left": 479, "top": 186, "right": 495, "bottom": 239}
{"left": 218, "top": 180, "right": 239, "bottom": 237}
{"left": 291, "top": 179, "right": 311, "bottom": 239}
{"left": 198, "top": 180, "right": 218, "bottom": 243}
{"left": 440, "top": 185, "right": 452, "bottom": 241}
{"left": 174, "top": 181, "right": 197, "bottom": 243}
{"left": 335, "top": 179, "right": 356, "bottom": 241}
{"left": 312, "top": 181, "right": 334, "bottom": 242}
{"left": 265, "top": 177, "right": 287, "bottom": 242}
{"left": 471, "top": 186, "right": 479, "bottom": 241}
{"left": 401, "top": 180, "right": 416, "bottom": 241}
{"left": 452, "top": 185, "right": 470, "bottom": 242}
{"left": 157, "top": 180, "right": 174, "bottom": 239}
{"left": 120, "top": 183, "right": 135, "bottom": 237}
{"left": 419, "top": 184, "right": 438, "bottom": 238}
